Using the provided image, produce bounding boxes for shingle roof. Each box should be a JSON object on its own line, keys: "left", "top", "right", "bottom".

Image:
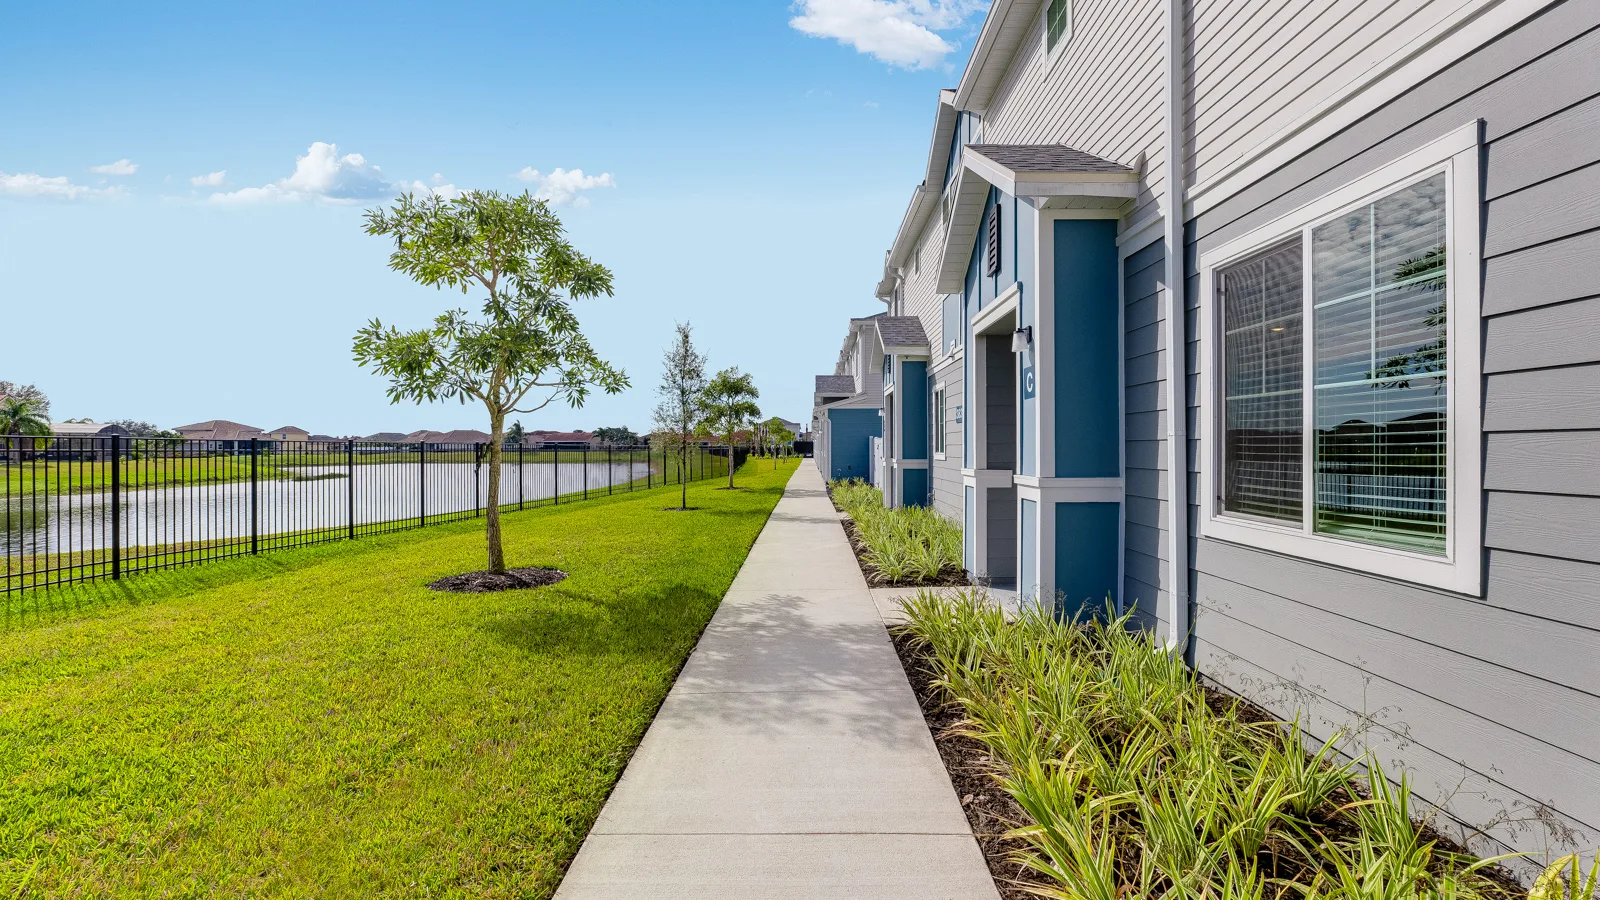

{"left": 174, "top": 419, "right": 264, "bottom": 441}
{"left": 876, "top": 316, "right": 930, "bottom": 351}
{"left": 815, "top": 375, "right": 856, "bottom": 394}
{"left": 966, "top": 144, "right": 1134, "bottom": 174}
{"left": 363, "top": 432, "right": 407, "bottom": 442}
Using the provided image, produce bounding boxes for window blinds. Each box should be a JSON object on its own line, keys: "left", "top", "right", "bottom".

{"left": 1220, "top": 240, "right": 1303, "bottom": 522}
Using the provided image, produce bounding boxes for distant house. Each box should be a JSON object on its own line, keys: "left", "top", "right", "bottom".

{"left": 263, "top": 425, "right": 311, "bottom": 442}
{"left": 174, "top": 419, "right": 265, "bottom": 453}
{"left": 430, "top": 429, "right": 492, "bottom": 446}
{"left": 401, "top": 430, "right": 442, "bottom": 444}
{"left": 530, "top": 430, "right": 595, "bottom": 450}
{"left": 46, "top": 421, "right": 131, "bottom": 460}
{"left": 362, "top": 432, "right": 408, "bottom": 443}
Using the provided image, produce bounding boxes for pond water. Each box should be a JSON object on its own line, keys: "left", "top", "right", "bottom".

{"left": 2, "top": 460, "right": 652, "bottom": 556}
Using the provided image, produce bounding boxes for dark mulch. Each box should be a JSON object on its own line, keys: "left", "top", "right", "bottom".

{"left": 661, "top": 506, "right": 702, "bottom": 512}
{"left": 891, "top": 630, "right": 1039, "bottom": 900}
{"left": 427, "top": 567, "right": 568, "bottom": 593}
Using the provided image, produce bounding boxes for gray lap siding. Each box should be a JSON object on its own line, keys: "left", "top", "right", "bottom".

{"left": 1123, "top": 238, "right": 1169, "bottom": 633}
{"left": 931, "top": 356, "right": 965, "bottom": 522}
{"left": 1184, "top": 0, "right": 1600, "bottom": 869}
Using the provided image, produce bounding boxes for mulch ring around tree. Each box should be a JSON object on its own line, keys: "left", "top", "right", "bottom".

{"left": 428, "top": 567, "right": 568, "bottom": 593}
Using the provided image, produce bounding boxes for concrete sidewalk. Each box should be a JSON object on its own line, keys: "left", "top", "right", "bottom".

{"left": 554, "top": 463, "right": 999, "bottom": 900}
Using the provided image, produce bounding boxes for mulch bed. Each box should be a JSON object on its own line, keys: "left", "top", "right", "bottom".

{"left": 427, "top": 567, "right": 568, "bottom": 593}
{"left": 824, "top": 486, "right": 971, "bottom": 589}
{"left": 889, "top": 630, "right": 1525, "bottom": 900}
{"left": 891, "top": 630, "right": 1038, "bottom": 900}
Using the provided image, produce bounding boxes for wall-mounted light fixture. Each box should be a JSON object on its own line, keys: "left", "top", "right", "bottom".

{"left": 1011, "top": 325, "right": 1033, "bottom": 353}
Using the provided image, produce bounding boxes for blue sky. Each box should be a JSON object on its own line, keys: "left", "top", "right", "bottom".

{"left": 1, "top": 0, "right": 988, "bottom": 436}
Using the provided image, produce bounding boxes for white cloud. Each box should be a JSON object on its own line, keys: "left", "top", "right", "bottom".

{"left": 0, "top": 171, "right": 124, "bottom": 200}
{"left": 89, "top": 158, "right": 139, "bottom": 176}
{"left": 189, "top": 170, "right": 228, "bottom": 187}
{"left": 789, "top": 0, "right": 986, "bottom": 69}
{"left": 512, "top": 167, "right": 615, "bottom": 207}
{"left": 210, "top": 142, "right": 394, "bottom": 204}
{"left": 399, "top": 175, "right": 462, "bottom": 200}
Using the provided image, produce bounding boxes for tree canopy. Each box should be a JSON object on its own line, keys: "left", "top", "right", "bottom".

{"left": 355, "top": 189, "right": 626, "bottom": 574}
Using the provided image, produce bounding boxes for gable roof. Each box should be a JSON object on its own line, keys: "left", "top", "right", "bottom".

{"left": 363, "top": 432, "right": 407, "bottom": 442}
{"left": 966, "top": 144, "right": 1135, "bottom": 175}
{"left": 953, "top": 0, "right": 1042, "bottom": 114}
{"left": 876, "top": 316, "right": 930, "bottom": 354}
{"left": 268, "top": 425, "right": 309, "bottom": 434}
{"left": 431, "top": 429, "right": 491, "bottom": 444}
{"left": 815, "top": 375, "right": 856, "bottom": 394}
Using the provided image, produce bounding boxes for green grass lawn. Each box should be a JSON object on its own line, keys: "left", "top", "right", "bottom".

{"left": 0, "top": 458, "right": 798, "bottom": 898}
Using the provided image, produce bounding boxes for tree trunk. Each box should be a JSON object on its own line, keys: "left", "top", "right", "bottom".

{"left": 486, "top": 413, "right": 506, "bottom": 574}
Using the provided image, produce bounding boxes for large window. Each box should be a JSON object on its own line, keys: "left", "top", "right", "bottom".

{"left": 1200, "top": 123, "right": 1480, "bottom": 593}
{"left": 1218, "top": 174, "right": 1447, "bottom": 555}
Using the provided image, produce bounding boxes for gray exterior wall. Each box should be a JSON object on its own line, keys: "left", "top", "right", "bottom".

{"left": 931, "top": 357, "right": 966, "bottom": 521}
{"left": 1122, "top": 238, "right": 1169, "bottom": 633}
{"left": 1185, "top": 0, "right": 1600, "bottom": 869}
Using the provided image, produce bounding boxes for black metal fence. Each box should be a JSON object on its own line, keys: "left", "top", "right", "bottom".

{"left": 2, "top": 436, "right": 742, "bottom": 594}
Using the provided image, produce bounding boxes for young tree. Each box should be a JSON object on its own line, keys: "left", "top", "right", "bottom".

{"left": 700, "top": 367, "right": 760, "bottom": 489}
{"left": 651, "top": 323, "right": 708, "bottom": 510}
{"left": 1, "top": 396, "right": 50, "bottom": 463}
{"left": 762, "top": 416, "right": 796, "bottom": 466}
{"left": 354, "top": 190, "right": 627, "bottom": 576}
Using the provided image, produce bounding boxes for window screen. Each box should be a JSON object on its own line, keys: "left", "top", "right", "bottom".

{"left": 1311, "top": 174, "right": 1447, "bottom": 554}
{"left": 1220, "top": 240, "right": 1304, "bottom": 522}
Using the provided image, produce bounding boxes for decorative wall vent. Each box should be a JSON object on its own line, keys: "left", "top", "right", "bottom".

{"left": 985, "top": 202, "right": 1001, "bottom": 277}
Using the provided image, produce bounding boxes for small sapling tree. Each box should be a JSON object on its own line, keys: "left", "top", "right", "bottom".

{"left": 700, "top": 367, "right": 760, "bottom": 489}
{"left": 651, "top": 323, "right": 708, "bottom": 510}
{"left": 354, "top": 190, "right": 626, "bottom": 576}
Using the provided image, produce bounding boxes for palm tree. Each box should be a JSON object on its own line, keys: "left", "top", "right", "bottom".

{"left": 0, "top": 396, "right": 50, "bottom": 464}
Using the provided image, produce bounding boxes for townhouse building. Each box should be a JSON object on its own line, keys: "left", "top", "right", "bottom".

{"left": 830, "top": 0, "right": 1600, "bottom": 873}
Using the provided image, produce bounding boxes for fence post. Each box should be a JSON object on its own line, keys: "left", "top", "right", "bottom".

{"left": 419, "top": 442, "right": 426, "bottom": 527}
{"left": 249, "top": 438, "right": 259, "bottom": 555}
{"left": 519, "top": 445, "right": 525, "bottom": 510}
{"left": 347, "top": 440, "right": 356, "bottom": 540}
{"left": 608, "top": 446, "right": 614, "bottom": 495}
{"left": 110, "top": 434, "right": 121, "bottom": 580}
{"left": 582, "top": 448, "right": 588, "bottom": 500}
{"left": 474, "top": 442, "right": 482, "bottom": 517}
{"left": 554, "top": 448, "right": 559, "bottom": 505}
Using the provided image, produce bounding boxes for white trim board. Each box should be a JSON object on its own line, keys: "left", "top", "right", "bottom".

{"left": 1195, "top": 122, "right": 1485, "bottom": 595}
{"left": 1186, "top": 0, "right": 1539, "bottom": 215}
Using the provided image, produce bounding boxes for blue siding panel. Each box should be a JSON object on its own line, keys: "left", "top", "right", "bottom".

{"left": 1053, "top": 219, "right": 1121, "bottom": 478}
{"left": 902, "top": 360, "right": 929, "bottom": 460}
{"left": 1056, "top": 501, "right": 1121, "bottom": 621}
{"left": 903, "top": 467, "right": 930, "bottom": 507}
{"left": 1021, "top": 498, "right": 1039, "bottom": 597}
{"left": 826, "top": 409, "right": 881, "bottom": 481}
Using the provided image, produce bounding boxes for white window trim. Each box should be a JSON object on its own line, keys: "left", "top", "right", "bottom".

{"left": 1197, "top": 120, "right": 1484, "bottom": 595}
{"left": 1040, "top": 0, "right": 1073, "bottom": 70}
{"left": 934, "top": 382, "right": 948, "bottom": 460}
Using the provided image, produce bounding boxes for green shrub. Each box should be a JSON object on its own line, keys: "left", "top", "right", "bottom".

{"left": 896, "top": 588, "right": 1558, "bottom": 900}
{"left": 829, "top": 479, "right": 962, "bottom": 582}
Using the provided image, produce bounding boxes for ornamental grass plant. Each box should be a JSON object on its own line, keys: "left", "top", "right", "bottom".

{"left": 830, "top": 479, "right": 962, "bottom": 583}
{"left": 896, "top": 589, "right": 1594, "bottom": 900}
